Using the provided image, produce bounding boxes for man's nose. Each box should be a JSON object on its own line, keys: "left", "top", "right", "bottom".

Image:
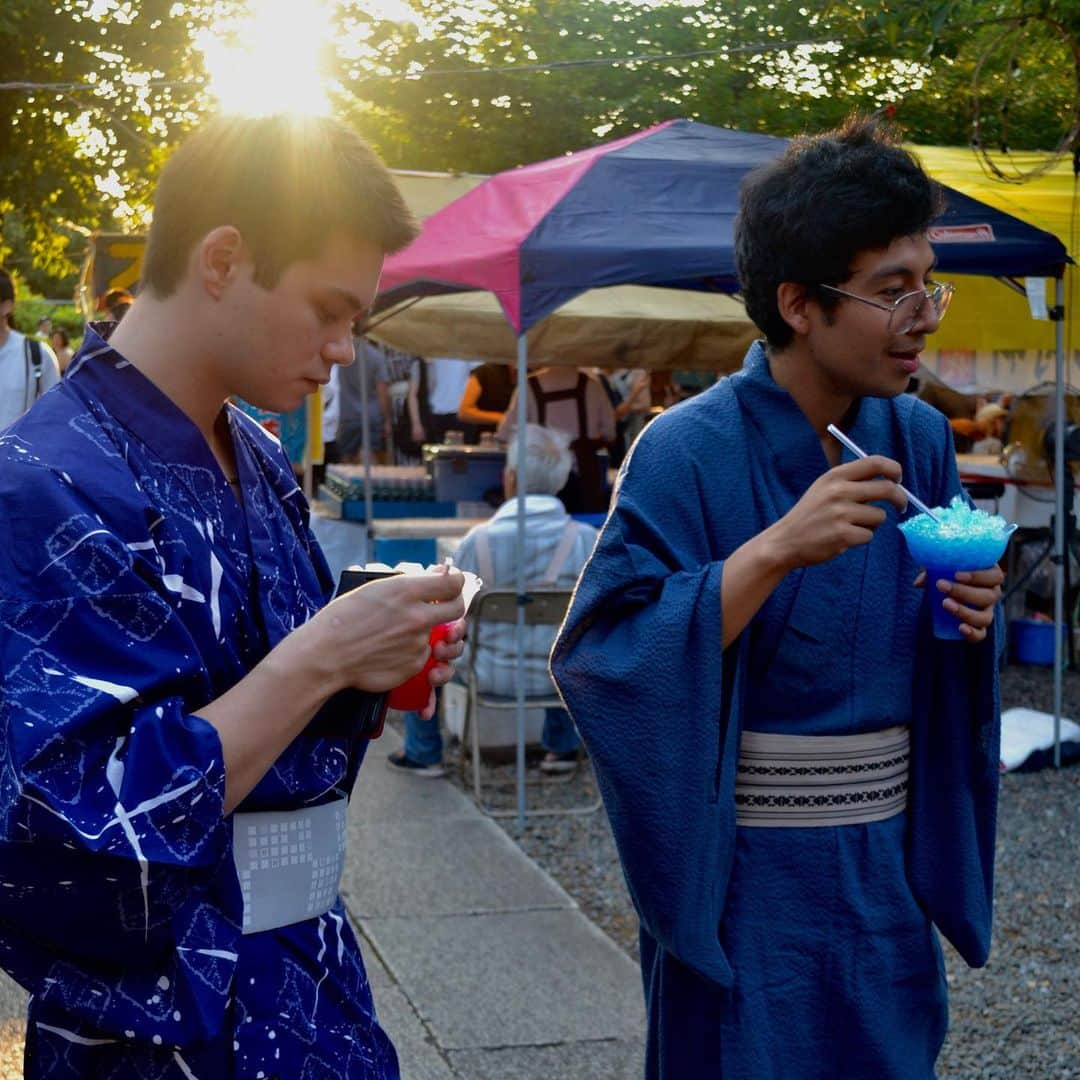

{"left": 909, "top": 295, "right": 939, "bottom": 335}
{"left": 324, "top": 331, "right": 354, "bottom": 366}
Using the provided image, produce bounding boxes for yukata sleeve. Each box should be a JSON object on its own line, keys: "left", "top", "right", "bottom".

{"left": 0, "top": 467, "right": 236, "bottom": 1038}
{"left": 906, "top": 405, "right": 1003, "bottom": 968}
{"left": 551, "top": 414, "right": 744, "bottom": 988}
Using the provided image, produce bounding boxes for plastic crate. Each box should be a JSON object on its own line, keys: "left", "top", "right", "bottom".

{"left": 341, "top": 499, "right": 457, "bottom": 522}
{"left": 424, "top": 445, "right": 506, "bottom": 503}
{"left": 373, "top": 537, "right": 438, "bottom": 566}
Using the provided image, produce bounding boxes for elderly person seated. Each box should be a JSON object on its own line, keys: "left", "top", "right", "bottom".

{"left": 388, "top": 424, "right": 599, "bottom": 776}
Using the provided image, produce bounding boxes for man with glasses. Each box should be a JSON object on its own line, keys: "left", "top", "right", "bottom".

{"left": 552, "top": 116, "right": 1003, "bottom": 1078}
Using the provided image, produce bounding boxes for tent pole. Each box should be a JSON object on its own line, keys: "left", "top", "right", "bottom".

{"left": 359, "top": 339, "right": 374, "bottom": 564}
{"left": 1052, "top": 276, "right": 1066, "bottom": 768}
{"left": 515, "top": 335, "right": 529, "bottom": 829}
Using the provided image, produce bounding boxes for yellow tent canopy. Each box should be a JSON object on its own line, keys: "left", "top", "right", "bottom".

{"left": 908, "top": 146, "right": 1077, "bottom": 391}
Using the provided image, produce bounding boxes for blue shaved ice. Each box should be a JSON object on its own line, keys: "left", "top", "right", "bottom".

{"left": 899, "top": 495, "right": 1016, "bottom": 569}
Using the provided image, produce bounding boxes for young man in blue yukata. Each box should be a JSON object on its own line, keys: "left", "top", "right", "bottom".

{"left": 551, "top": 116, "right": 1005, "bottom": 1079}
{"left": 0, "top": 114, "right": 466, "bottom": 1078}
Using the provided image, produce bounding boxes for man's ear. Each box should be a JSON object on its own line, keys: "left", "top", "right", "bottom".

{"left": 196, "top": 226, "right": 247, "bottom": 300}
{"left": 776, "top": 282, "right": 814, "bottom": 337}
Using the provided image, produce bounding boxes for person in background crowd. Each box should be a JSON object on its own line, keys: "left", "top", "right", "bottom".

{"left": 407, "top": 356, "right": 479, "bottom": 447}
{"left": 669, "top": 367, "right": 718, "bottom": 401}
{"left": 948, "top": 414, "right": 980, "bottom": 452}
{"left": 389, "top": 424, "right": 597, "bottom": 777}
{"left": 35, "top": 315, "right": 52, "bottom": 339}
{"left": 322, "top": 363, "right": 341, "bottom": 462}
{"left": 0, "top": 112, "right": 466, "bottom": 1079}
{"left": 457, "top": 360, "right": 515, "bottom": 436}
{"left": 608, "top": 365, "right": 652, "bottom": 465}
{"left": 497, "top": 366, "right": 616, "bottom": 513}
{"left": 312, "top": 362, "right": 342, "bottom": 491}
{"left": 336, "top": 330, "right": 388, "bottom": 464}
{"left": 552, "top": 116, "right": 1002, "bottom": 1079}
{"left": 50, "top": 327, "right": 74, "bottom": 373}
{"left": 971, "top": 402, "right": 1008, "bottom": 455}
{"left": 103, "top": 287, "right": 134, "bottom": 322}
{"left": 0, "top": 268, "right": 60, "bottom": 429}
{"left": 371, "top": 337, "right": 418, "bottom": 461}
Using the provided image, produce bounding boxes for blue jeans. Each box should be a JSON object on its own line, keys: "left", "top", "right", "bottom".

{"left": 403, "top": 698, "right": 580, "bottom": 765}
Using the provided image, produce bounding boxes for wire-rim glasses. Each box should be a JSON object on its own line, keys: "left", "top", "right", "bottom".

{"left": 818, "top": 281, "right": 955, "bottom": 335}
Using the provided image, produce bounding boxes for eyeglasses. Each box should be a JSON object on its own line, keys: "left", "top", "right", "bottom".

{"left": 817, "top": 281, "right": 954, "bottom": 335}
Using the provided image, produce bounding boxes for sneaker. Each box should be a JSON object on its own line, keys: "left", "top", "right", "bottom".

{"left": 386, "top": 751, "right": 445, "bottom": 779}
{"left": 539, "top": 750, "right": 579, "bottom": 775}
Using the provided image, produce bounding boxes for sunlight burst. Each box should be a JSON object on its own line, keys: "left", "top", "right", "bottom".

{"left": 197, "top": 0, "right": 334, "bottom": 117}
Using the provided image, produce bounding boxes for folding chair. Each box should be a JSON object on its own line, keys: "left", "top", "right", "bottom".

{"left": 459, "top": 588, "right": 601, "bottom": 818}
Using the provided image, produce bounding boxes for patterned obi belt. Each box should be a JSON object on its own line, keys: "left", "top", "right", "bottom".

{"left": 734, "top": 725, "right": 910, "bottom": 828}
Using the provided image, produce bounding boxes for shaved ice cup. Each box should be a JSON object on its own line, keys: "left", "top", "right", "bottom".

{"left": 900, "top": 496, "right": 1017, "bottom": 641}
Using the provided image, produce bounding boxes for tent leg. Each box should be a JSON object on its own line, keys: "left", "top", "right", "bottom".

{"left": 359, "top": 340, "right": 375, "bottom": 563}
{"left": 1052, "top": 276, "right": 1066, "bottom": 768}
{"left": 515, "top": 335, "right": 529, "bottom": 829}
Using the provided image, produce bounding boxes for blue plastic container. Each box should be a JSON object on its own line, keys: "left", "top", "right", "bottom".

{"left": 1009, "top": 618, "right": 1065, "bottom": 666}
{"left": 373, "top": 537, "right": 438, "bottom": 567}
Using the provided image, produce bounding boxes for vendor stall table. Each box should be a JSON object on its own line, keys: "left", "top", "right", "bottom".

{"left": 958, "top": 453, "right": 1079, "bottom": 530}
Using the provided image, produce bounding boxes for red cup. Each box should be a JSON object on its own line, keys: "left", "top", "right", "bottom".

{"left": 387, "top": 623, "right": 453, "bottom": 711}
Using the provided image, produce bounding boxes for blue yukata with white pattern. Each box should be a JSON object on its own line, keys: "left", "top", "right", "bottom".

{"left": 0, "top": 325, "right": 397, "bottom": 1078}
{"left": 552, "top": 342, "right": 1002, "bottom": 1079}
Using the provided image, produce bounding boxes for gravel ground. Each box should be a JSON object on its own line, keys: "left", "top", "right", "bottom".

{"left": 444, "top": 662, "right": 1079, "bottom": 1079}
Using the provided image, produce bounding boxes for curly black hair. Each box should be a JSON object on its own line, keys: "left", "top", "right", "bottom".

{"left": 734, "top": 115, "right": 945, "bottom": 349}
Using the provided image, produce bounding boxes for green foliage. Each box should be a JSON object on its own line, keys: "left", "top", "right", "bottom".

{"left": 0, "top": 0, "right": 1075, "bottom": 301}
{"left": 12, "top": 300, "right": 83, "bottom": 342}
{"left": 0, "top": 0, "right": 216, "bottom": 289}
{"left": 337, "top": 0, "right": 1077, "bottom": 172}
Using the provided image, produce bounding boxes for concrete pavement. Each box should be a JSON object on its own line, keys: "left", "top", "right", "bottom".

{"left": 0, "top": 725, "right": 646, "bottom": 1078}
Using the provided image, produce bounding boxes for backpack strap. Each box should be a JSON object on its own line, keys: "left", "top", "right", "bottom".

{"left": 473, "top": 517, "right": 578, "bottom": 588}
{"left": 527, "top": 375, "right": 546, "bottom": 426}
{"left": 472, "top": 527, "right": 496, "bottom": 588}
{"left": 539, "top": 520, "right": 580, "bottom": 586}
{"left": 23, "top": 337, "right": 43, "bottom": 411}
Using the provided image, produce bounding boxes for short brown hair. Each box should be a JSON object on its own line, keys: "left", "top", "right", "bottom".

{"left": 140, "top": 114, "right": 419, "bottom": 297}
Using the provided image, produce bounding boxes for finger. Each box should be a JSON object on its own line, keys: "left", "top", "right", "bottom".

{"left": 913, "top": 570, "right": 927, "bottom": 589}
{"left": 954, "top": 567, "right": 1005, "bottom": 587}
{"left": 418, "top": 688, "right": 437, "bottom": 720}
{"left": 427, "top": 662, "right": 456, "bottom": 687}
{"left": 441, "top": 617, "right": 468, "bottom": 644}
{"left": 432, "top": 638, "right": 465, "bottom": 662}
{"left": 848, "top": 503, "right": 888, "bottom": 530}
{"left": 939, "top": 581, "right": 1002, "bottom": 610}
{"left": 941, "top": 596, "right": 995, "bottom": 629}
{"left": 424, "top": 595, "right": 467, "bottom": 626}
{"left": 405, "top": 570, "right": 466, "bottom": 601}
{"left": 843, "top": 478, "right": 908, "bottom": 511}
{"left": 958, "top": 621, "right": 988, "bottom": 643}
{"left": 371, "top": 570, "right": 464, "bottom": 604}
{"left": 839, "top": 524, "right": 877, "bottom": 550}
{"left": 833, "top": 454, "right": 903, "bottom": 483}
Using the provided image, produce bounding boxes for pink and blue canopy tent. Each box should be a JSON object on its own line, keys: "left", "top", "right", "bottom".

{"left": 378, "top": 118, "right": 1066, "bottom": 327}
{"left": 375, "top": 120, "right": 1071, "bottom": 816}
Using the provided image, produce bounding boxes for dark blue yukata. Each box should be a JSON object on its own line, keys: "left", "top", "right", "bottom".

{"left": 551, "top": 342, "right": 1001, "bottom": 1079}
{"left": 0, "top": 326, "right": 397, "bottom": 1078}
